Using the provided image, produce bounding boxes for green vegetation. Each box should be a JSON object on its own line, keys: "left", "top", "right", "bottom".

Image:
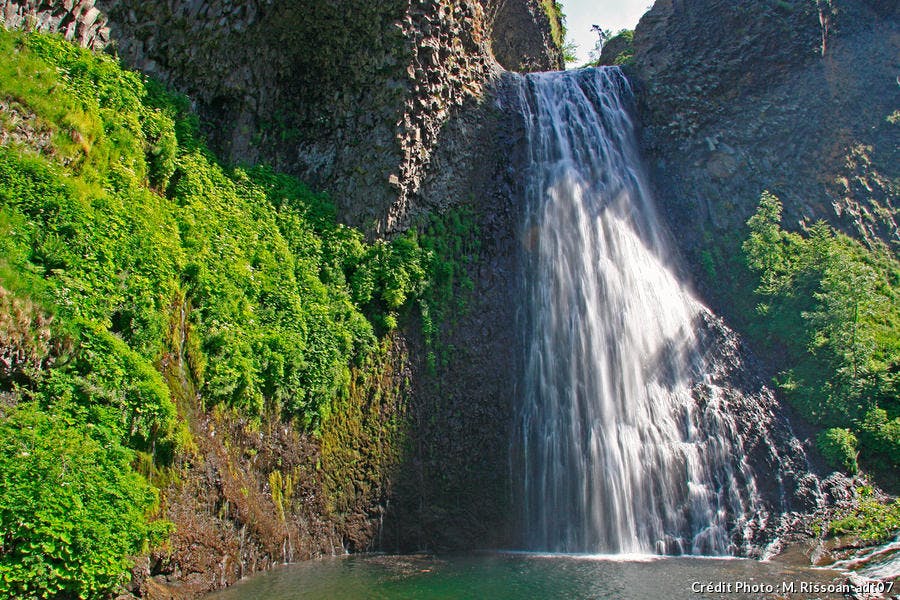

{"left": 743, "top": 192, "right": 900, "bottom": 480}
{"left": 816, "top": 428, "right": 859, "bottom": 473}
{"left": 828, "top": 485, "right": 900, "bottom": 543}
{"left": 416, "top": 205, "right": 480, "bottom": 373}
{"left": 0, "top": 404, "right": 170, "bottom": 599}
{"left": 0, "top": 29, "right": 466, "bottom": 597}
{"left": 605, "top": 29, "right": 635, "bottom": 66}
{"left": 319, "top": 341, "right": 408, "bottom": 533}
{"left": 588, "top": 28, "right": 634, "bottom": 67}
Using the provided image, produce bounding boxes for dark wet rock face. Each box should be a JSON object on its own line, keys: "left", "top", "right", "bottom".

{"left": 482, "top": 0, "right": 564, "bottom": 72}
{"left": 630, "top": 0, "right": 898, "bottom": 313}
{"left": 380, "top": 78, "right": 529, "bottom": 551}
{"left": 94, "top": 0, "right": 492, "bottom": 234}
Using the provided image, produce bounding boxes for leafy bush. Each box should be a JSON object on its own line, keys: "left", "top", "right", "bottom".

{"left": 857, "top": 406, "right": 900, "bottom": 471}
{"left": 609, "top": 29, "right": 635, "bottom": 65}
{"left": 30, "top": 322, "right": 178, "bottom": 450}
{"left": 828, "top": 486, "right": 900, "bottom": 543}
{"left": 743, "top": 192, "right": 900, "bottom": 479}
{"left": 592, "top": 29, "right": 634, "bottom": 66}
{"left": 816, "top": 427, "right": 858, "bottom": 473}
{"left": 0, "top": 404, "right": 168, "bottom": 600}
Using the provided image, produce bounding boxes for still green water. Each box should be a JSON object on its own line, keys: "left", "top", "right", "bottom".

{"left": 206, "top": 553, "right": 849, "bottom": 599}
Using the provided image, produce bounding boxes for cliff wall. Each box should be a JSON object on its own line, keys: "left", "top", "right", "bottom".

{"left": 1, "top": 0, "right": 561, "bottom": 234}
{"left": 630, "top": 0, "right": 898, "bottom": 309}
{"left": 1, "top": 0, "right": 110, "bottom": 48}
{"left": 485, "top": 0, "right": 564, "bottom": 71}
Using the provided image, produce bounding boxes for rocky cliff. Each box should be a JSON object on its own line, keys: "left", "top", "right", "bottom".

{"left": 1, "top": 0, "right": 111, "bottom": 48}
{"left": 485, "top": 0, "right": 564, "bottom": 71}
{"left": 1, "top": 0, "right": 561, "bottom": 235}
{"left": 629, "top": 0, "right": 898, "bottom": 311}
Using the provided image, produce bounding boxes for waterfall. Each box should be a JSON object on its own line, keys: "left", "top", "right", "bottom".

{"left": 513, "top": 68, "right": 769, "bottom": 556}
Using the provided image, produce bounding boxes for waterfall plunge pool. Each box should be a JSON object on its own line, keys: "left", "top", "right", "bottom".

{"left": 205, "top": 552, "right": 854, "bottom": 599}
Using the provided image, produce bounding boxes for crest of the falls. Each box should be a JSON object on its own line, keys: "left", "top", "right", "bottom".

{"left": 513, "top": 68, "right": 773, "bottom": 556}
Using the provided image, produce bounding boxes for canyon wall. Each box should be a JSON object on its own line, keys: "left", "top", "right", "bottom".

{"left": 1, "top": 0, "right": 561, "bottom": 234}
{"left": 629, "top": 0, "right": 898, "bottom": 310}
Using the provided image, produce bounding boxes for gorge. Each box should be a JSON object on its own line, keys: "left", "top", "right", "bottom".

{"left": 0, "top": 0, "right": 897, "bottom": 598}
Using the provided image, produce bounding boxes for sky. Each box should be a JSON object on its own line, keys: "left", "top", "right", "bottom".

{"left": 562, "top": 0, "right": 654, "bottom": 65}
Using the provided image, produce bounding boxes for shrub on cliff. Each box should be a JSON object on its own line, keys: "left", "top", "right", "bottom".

{"left": 590, "top": 29, "right": 635, "bottom": 67}
{"left": 857, "top": 406, "right": 900, "bottom": 472}
{"left": 0, "top": 404, "right": 167, "bottom": 600}
{"left": 816, "top": 427, "right": 859, "bottom": 473}
{"left": 744, "top": 192, "right": 899, "bottom": 481}
{"left": 828, "top": 485, "right": 900, "bottom": 543}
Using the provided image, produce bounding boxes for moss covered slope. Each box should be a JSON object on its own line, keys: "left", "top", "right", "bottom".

{"left": 0, "top": 29, "right": 446, "bottom": 598}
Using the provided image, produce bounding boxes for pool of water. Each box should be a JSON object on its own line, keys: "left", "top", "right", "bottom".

{"left": 206, "top": 552, "right": 852, "bottom": 599}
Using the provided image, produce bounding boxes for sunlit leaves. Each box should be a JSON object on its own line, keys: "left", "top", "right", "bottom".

{"left": 744, "top": 192, "right": 900, "bottom": 475}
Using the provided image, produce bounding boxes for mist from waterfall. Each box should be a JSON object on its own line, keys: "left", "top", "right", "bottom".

{"left": 513, "top": 68, "right": 767, "bottom": 555}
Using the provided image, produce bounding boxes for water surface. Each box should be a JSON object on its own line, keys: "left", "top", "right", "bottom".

{"left": 207, "top": 553, "right": 847, "bottom": 599}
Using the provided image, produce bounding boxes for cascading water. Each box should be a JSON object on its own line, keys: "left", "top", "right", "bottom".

{"left": 514, "top": 68, "right": 772, "bottom": 556}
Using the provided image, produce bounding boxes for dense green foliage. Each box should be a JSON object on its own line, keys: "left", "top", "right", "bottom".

{"left": 0, "top": 30, "right": 451, "bottom": 597}
{"left": 816, "top": 427, "right": 858, "bottom": 473}
{"left": 743, "top": 192, "right": 900, "bottom": 477}
{"left": 828, "top": 486, "right": 900, "bottom": 543}
{"left": 0, "top": 404, "right": 170, "bottom": 599}
{"left": 417, "top": 206, "right": 480, "bottom": 373}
